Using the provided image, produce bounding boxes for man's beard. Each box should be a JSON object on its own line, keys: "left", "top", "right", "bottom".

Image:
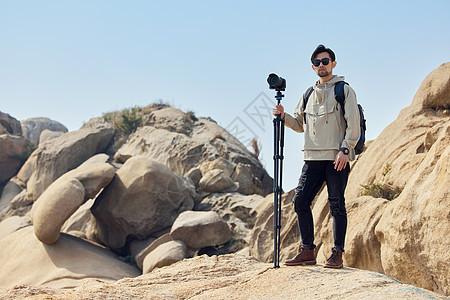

{"left": 318, "top": 70, "right": 330, "bottom": 77}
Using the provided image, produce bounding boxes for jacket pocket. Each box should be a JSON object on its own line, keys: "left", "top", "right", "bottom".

{"left": 303, "top": 100, "right": 343, "bottom": 150}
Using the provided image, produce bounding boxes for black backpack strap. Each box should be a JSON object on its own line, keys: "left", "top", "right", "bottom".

{"left": 302, "top": 86, "right": 314, "bottom": 124}
{"left": 334, "top": 81, "right": 347, "bottom": 115}
{"left": 334, "top": 81, "right": 347, "bottom": 104}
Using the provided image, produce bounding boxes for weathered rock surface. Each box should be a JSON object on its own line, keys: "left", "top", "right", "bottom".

{"left": 0, "top": 254, "right": 446, "bottom": 300}
{"left": 0, "top": 189, "right": 32, "bottom": 221}
{"left": 195, "top": 192, "right": 266, "bottom": 242}
{"left": 142, "top": 240, "right": 186, "bottom": 274}
{"left": 31, "top": 163, "right": 116, "bottom": 244}
{"left": 170, "top": 211, "right": 232, "bottom": 249}
{"left": 0, "top": 215, "right": 29, "bottom": 240}
{"left": 135, "top": 233, "right": 173, "bottom": 270}
{"left": 249, "top": 189, "right": 298, "bottom": 263}
{"left": 0, "top": 112, "right": 22, "bottom": 136}
{"left": 90, "top": 156, "right": 197, "bottom": 251}
{"left": 0, "top": 179, "right": 23, "bottom": 214}
{"left": 249, "top": 62, "right": 450, "bottom": 296}
{"left": 113, "top": 107, "right": 273, "bottom": 196}
{"left": 18, "top": 125, "right": 114, "bottom": 201}
{"left": 39, "top": 129, "right": 65, "bottom": 144}
{"left": 20, "top": 117, "right": 68, "bottom": 145}
{"left": 0, "top": 227, "right": 140, "bottom": 290}
{"left": 198, "top": 169, "right": 238, "bottom": 193}
{"left": 0, "top": 134, "right": 29, "bottom": 184}
{"left": 61, "top": 199, "right": 95, "bottom": 235}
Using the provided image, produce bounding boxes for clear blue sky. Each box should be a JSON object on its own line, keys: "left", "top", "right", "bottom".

{"left": 1, "top": 0, "right": 449, "bottom": 190}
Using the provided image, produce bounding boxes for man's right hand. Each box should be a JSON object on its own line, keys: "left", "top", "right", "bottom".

{"left": 273, "top": 104, "right": 285, "bottom": 119}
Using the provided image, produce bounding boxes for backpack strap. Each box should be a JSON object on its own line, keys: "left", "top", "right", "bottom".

{"left": 302, "top": 86, "right": 314, "bottom": 124}
{"left": 334, "top": 81, "right": 348, "bottom": 115}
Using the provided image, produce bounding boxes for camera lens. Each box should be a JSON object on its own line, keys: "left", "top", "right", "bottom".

{"left": 267, "top": 73, "right": 286, "bottom": 91}
{"left": 267, "top": 73, "right": 281, "bottom": 85}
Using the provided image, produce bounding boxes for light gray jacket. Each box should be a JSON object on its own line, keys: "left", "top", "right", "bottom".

{"left": 284, "top": 75, "right": 361, "bottom": 161}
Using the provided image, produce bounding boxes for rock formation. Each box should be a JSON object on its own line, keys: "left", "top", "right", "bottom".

{"left": 0, "top": 227, "right": 139, "bottom": 289}
{"left": 0, "top": 63, "right": 448, "bottom": 297}
{"left": 90, "top": 156, "right": 198, "bottom": 251}
{"left": 31, "top": 162, "right": 116, "bottom": 244}
{"left": 20, "top": 117, "right": 68, "bottom": 145}
{"left": 249, "top": 62, "right": 450, "bottom": 296}
{"left": 0, "top": 254, "right": 446, "bottom": 299}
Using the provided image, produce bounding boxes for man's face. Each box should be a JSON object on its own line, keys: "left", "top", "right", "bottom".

{"left": 312, "top": 52, "right": 336, "bottom": 78}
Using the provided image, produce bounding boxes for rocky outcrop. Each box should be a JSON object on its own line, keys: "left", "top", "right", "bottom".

{"left": 249, "top": 62, "right": 450, "bottom": 296}
{"left": 0, "top": 227, "right": 139, "bottom": 289}
{"left": 113, "top": 107, "right": 272, "bottom": 196}
{"left": 0, "top": 254, "right": 446, "bottom": 299}
{"left": 195, "top": 192, "right": 266, "bottom": 242}
{"left": 18, "top": 124, "right": 114, "bottom": 201}
{"left": 21, "top": 117, "right": 68, "bottom": 145}
{"left": 90, "top": 156, "right": 197, "bottom": 251}
{"left": 31, "top": 163, "right": 116, "bottom": 244}
{"left": 0, "top": 112, "right": 22, "bottom": 136}
{"left": 0, "top": 134, "right": 29, "bottom": 184}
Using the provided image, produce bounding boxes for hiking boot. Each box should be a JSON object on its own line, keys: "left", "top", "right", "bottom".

{"left": 284, "top": 245, "right": 316, "bottom": 266}
{"left": 324, "top": 247, "right": 343, "bottom": 268}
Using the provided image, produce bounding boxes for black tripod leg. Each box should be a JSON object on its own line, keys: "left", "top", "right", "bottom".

{"left": 277, "top": 118, "right": 285, "bottom": 265}
{"left": 273, "top": 117, "right": 279, "bottom": 268}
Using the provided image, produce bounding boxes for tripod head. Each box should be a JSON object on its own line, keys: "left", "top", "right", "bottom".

{"left": 267, "top": 73, "right": 286, "bottom": 92}
{"left": 267, "top": 73, "right": 286, "bottom": 105}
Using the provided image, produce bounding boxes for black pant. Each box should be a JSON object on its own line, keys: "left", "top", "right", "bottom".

{"left": 293, "top": 161, "right": 349, "bottom": 251}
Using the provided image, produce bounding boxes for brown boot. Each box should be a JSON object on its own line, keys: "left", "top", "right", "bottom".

{"left": 284, "top": 245, "right": 316, "bottom": 266}
{"left": 324, "top": 247, "right": 343, "bottom": 268}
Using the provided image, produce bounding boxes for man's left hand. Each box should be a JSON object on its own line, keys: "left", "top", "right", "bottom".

{"left": 334, "top": 151, "right": 348, "bottom": 171}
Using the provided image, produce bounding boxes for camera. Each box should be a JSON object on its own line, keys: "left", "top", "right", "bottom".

{"left": 267, "top": 73, "right": 286, "bottom": 91}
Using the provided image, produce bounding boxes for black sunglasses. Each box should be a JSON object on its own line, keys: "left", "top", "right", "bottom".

{"left": 312, "top": 58, "right": 333, "bottom": 67}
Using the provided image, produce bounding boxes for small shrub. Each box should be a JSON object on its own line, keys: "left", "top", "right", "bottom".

{"left": 250, "top": 138, "right": 261, "bottom": 159}
{"left": 360, "top": 183, "right": 402, "bottom": 200}
{"left": 186, "top": 110, "right": 198, "bottom": 122}
{"left": 360, "top": 162, "right": 402, "bottom": 200}
{"left": 119, "top": 108, "right": 142, "bottom": 135}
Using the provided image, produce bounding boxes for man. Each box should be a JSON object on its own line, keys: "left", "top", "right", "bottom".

{"left": 272, "top": 45, "right": 360, "bottom": 268}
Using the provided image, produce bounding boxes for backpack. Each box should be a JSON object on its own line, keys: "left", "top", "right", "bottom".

{"left": 303, "top": 81, "right": 366, "bottom": 154}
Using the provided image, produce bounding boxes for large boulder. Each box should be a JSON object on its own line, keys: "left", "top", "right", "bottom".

{"left": 0, "top": 227, "right": 140, "bottom": 289}
{"left": 20, "top": 117, "right": 68, "bottom": 145}
{"left": 0, "top": 134, "right": 30, "bottom": 184}
{"left": 18, "top": 124, "right": 114, "bottom": 201}
{"left": 249, "top": 63, "right": 450, "bottom": 296}
{"left": 135, "top": 233, "right": 172, "bottom": 270}
{"left": 113, "top": 107, "right": 273, "bottom": 196}
{"left": 142, "top": 240, "right": 186, "bottom": 274}
{"left": 170, "top": 211, "right": 232, "bottom": 249}
{"left": 90, "top": 156, "right": 197, "bottom": 251}
{"left": 0, "top": 112, "right": 22, "bottom": 136}
{"left": 31, "top": 163, "right": 116, "bottom": 244}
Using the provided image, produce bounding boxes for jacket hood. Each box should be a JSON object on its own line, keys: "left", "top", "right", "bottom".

{"left": 314, "top": 75, "right": 345, "bottom": 88}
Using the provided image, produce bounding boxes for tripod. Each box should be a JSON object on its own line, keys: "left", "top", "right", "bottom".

{"left": 272, "top": 90, "right": 285, "bottom": 268}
